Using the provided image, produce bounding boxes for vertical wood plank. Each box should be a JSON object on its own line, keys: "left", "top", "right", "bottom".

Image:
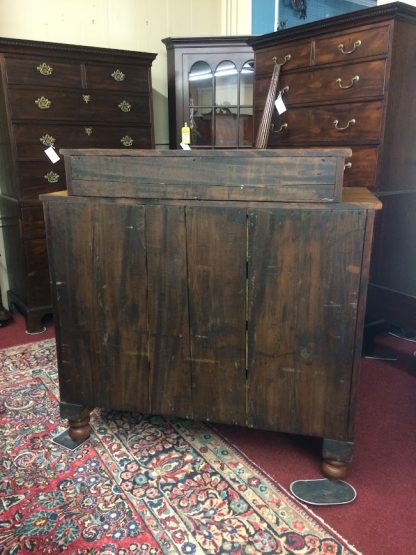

{"left": 186, "top": 206, "right": 247, "bottom": 424}
{"left": 146, "top": 205, "right": 193, "bottom": 418}
{"left": 247, "top": 208, "right": 366, "bottom": 438}
{"left": 46, "top": 199, "right": 150, "bottom": 411}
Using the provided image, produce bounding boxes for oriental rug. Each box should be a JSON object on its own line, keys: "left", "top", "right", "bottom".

{"left": 0, "top": 340, "right": 360, "bottom": 554}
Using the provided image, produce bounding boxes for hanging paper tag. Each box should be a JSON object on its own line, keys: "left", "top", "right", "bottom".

{"left": 44, "top": 146, "right": 60, "bottom": 163}
{"left": 275, "top": 93, "right": 287, "bottom": 115}
{"left": 180, "top": 142, "right": 191, "bottom": 150}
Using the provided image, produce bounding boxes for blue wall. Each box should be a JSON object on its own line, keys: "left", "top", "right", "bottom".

{"left": 252, "top": 0, "right": 275, "bottom": 34}
{"left": 252, "top": 1, "right": 377, "bottom": 33}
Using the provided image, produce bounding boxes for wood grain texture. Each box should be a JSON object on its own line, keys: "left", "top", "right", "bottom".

{"left": 46, "top": 199, "right": 150, "bottom": 411}
{"left": 246, "top": 208, "right": 367, "bottom": 439}
{"left": 186, "top": 207, "right": 247, "bottom": 424}
{"left": 146, "top": 205, "right": 193, "bottom": 418}
{"left": 63, "top": 148, "right": 350, "bottom": 203}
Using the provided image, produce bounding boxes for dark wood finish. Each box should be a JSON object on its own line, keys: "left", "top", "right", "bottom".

{"left": 162, "top": 36, "right": 254, "bottom": 149}
{"left": 0, "top": 36, "right": 156, "bottom": 332}
{"left": 62, "top": 148, "right": 350, "bottom": 203}
{"left": 249, "top": 1, "right": 416, "bottom": 330}
{"left": 41, "top": 148, "right": 380, "bottom": 476}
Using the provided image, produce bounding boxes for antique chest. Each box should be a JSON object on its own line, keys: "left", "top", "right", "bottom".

{"left": 0, "top": 37, "right": 156, "bottom": 332}
{"left": 249, "top": 1, "right": 416, "bottom": 331}
{"left": 41, "top": 149, "right": 381, "bottom": 478}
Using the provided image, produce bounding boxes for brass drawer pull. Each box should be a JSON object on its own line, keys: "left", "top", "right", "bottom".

{"left": 271, "top": 122, "right": 288, "bottom": 133}
{"left": 44, "top": 171, "right": 60, "bottom": 183}
{"left": 336, "top": 75, "right": 360, "bottom": 89}
{"left": 82, "top": 94, "right": 91, "bottom": 104}
{"left": 120, "top": 135, "right": 133, "bottom": 147}
{"left": 35, "top": 96, "right": 52, "bottom": 109}
{"left": 37, "top": 63, "right": 53, "bottom": 76}
{"left": 40, "top": 134, "right": 55, "bottom": 147}
{"left": 118, "top": 100, "right": 131, "bottom": 112}
{"left": 333, "top": 118, "right": 356, "bottom": 131}
{"left": 280, "top": 85, "right": 290, "bottom": 95}
{"left": 337, "top": 40, "right": 362, "bottom": 55}
{"left": 344, "top": 162, "right": 352, "bottom": 170}
{"left": 85, "top": 127, "right": 93, "bottom": 136}
{"left": 111, "top": 69, "right": 125, "bottom": 82}
{"left": 272, "top": 54, "right": 291, "bottom": 66}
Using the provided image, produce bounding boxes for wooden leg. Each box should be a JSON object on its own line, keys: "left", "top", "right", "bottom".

{"left": 322, "top": 437, "right": 354, "bottom": 479}
{"left": 68, "top": 412, "right": 91, "bottom": 443}
{"left": 60, "top": 402, "right": 91, "bottom": 443}
{"left": 322, "top": 458, "right": 349, "bottom": 479}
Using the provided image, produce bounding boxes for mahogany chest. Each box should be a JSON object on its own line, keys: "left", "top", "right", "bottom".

{"left": 249, "top": 1, "right": 416, "bottom": 331}
{"left": 0, "top": 37, "right": 156, "bottom": 332}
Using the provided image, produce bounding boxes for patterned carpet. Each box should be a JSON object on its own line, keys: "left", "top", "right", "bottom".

{"left": 0, "top": 339, "right": 360, "bottom": 554}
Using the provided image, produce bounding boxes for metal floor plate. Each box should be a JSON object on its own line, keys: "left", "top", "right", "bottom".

{"left": 290, "top": 478, "right": 357, "bottom": 505}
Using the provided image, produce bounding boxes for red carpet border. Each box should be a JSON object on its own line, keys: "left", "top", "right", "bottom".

{"left": 0, "top": 340, "right": 361, "bottom": 554}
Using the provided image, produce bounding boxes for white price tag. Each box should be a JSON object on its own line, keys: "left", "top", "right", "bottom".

{"left": 274, "top": 93, "right": 287, "bottom": 115}
{"left": 180, "top": 142, "right": 191, "bottom": 150}
{"left": 44, "top": 146, "right": 60, "bottom": 163}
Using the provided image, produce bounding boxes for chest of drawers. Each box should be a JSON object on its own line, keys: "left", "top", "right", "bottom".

{"left": 0, "top": 37, "right": 156, "bottom": 332}
{"left": 250, "top": 2, "right": 416, "bottom": 330}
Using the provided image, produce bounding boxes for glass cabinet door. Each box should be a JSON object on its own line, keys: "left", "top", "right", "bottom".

{"left": 187, "top": 57, "right": 254, "bottom": 148}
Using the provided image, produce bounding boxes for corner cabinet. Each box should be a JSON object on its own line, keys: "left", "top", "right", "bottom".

{"left": 0, "top": 37, "right": 156, "bottom": 332}
{"left": 162, "top": 36, "right": 254, "bottom": 149}
{"left": 249, "top": 2, "right": 416, "bottom": 331}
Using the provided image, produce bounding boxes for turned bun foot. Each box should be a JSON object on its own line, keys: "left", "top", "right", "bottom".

{"left": 68, "top": 415, "right": 91, "bottom": 443}
{"left": 322, "top": 458, "right": 348, "bottom": 480}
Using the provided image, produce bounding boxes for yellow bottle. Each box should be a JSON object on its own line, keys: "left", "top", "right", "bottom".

{"left": 181, "top": 122, "right": 191, "bottom": 145}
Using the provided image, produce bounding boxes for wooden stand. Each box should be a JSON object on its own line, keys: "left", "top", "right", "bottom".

{"left": 41, "top": 149, "right": 381, "bottom": 475}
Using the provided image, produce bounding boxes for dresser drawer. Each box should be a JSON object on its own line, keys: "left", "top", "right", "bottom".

{"left": 265, "top": 100, "right": 384, "bottom": 145}
{"left": 17, "top": 160, "right": 66, "bottom": 199}
{"left": 5, "top": 57, "right": 82, "bottom": 87}
{"left": 255, "top": 59, "right": 386, "bottom": 109}
{"left": 255, "top": 41, "right": 311, "bottom": 75}
{"left": 343, "top": 146, "right": 379, "bottom": 189}
{"left": 85, "top": 63, "right": 150, "bottom": 92}
{"left": 279, "top": 59, "right": 386, "bottom": 106}
{"left": 314, "top": 24, "right": 391, "bottom": 65}
{"left": 13, "top": 123, "right": 152, "bottom": 158}
{"left": 8, "top": 88, "right": 151, "bottom": 123}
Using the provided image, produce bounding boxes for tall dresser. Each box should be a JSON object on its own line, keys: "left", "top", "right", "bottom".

{"left": 249, "top": 2, "right": 416, "bottom": 331}
{"left": 0, "top": 37, "right": 156, "bottom": 332}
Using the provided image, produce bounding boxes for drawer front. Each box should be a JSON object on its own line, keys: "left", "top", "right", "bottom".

{"left": 5, "top": 57, "right": 82, "bottom": 87}
{"left": 17, "top": 160, "right": 66, "bottom": 200}
{"left": 314, "top": 24, "right": 391, "bottom": 65}
{"left": 255, "top": 41, "right": 311, "bottom": 75}
{"left": 8, "top": 88, "right": 151, "bottom": 123}
{"left": 276, "top": 59, "right": 386, "bottom": 106}
{"left": 13, "top": 123, "right": 153, "bottom": 158}
{"left": 343, "top": 146, "right": 379, "bottom": 189}
{"left": 20, "top": 204, "right": 46, "bottom": 240}
{"left": 265, "top": 100, "right": 384, "bottom": 145}
{"left": 85, "top": 63, "right": 150, "bottom": 92}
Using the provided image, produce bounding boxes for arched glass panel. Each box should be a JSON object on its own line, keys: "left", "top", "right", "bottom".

{"left": 240, "top": 60, "right": 254, "bottom": 106}
{"left": 215, "top": 61, "right": 238, "bottom": 107}
{"left": 189, "top": 61, "right": 213, "bottom": 106}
